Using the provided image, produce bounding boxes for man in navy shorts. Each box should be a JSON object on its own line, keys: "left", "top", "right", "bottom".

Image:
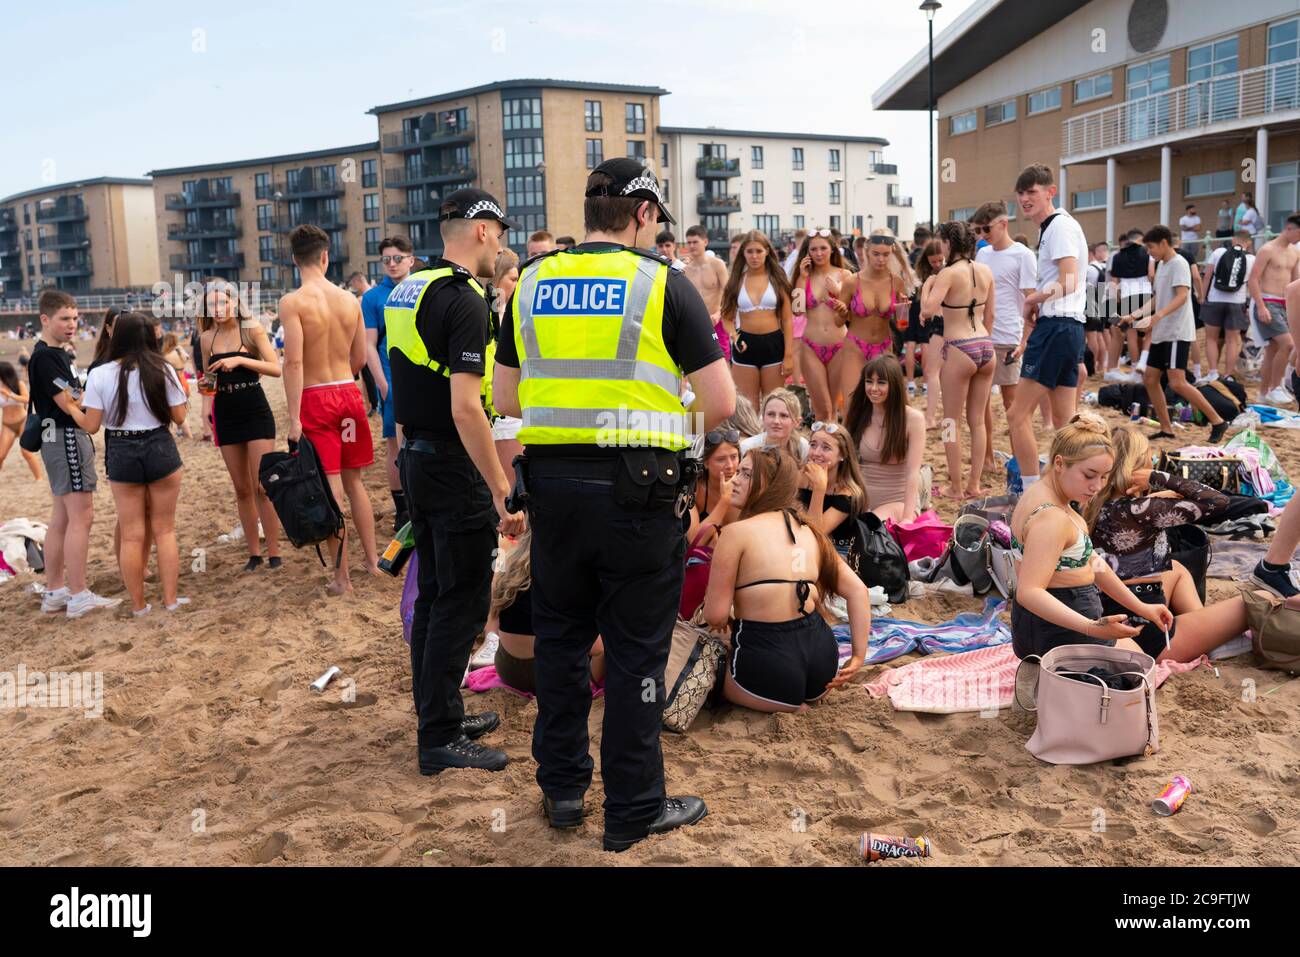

{"left": 1005, "top": 164, "right": 1091, "bottom": 488}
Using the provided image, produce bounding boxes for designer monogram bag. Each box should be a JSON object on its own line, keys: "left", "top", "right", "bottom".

{"left": 1157, "top": 452, "right": 1243, "bottom": 494}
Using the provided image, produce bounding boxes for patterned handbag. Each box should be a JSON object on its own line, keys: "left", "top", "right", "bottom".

{"left": 1157, "top": 452, "right": 1243, "bottom": 494}
{"left": 662, "top": 620, "right": 726, "bottom": 733}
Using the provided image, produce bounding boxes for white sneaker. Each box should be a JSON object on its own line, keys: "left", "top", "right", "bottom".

{"left": 470, "top": 631, "right": 500, "bottom": 670}
{"left": 1133, "top": 364, "right": 1147, "bottom": 376}
{"left": 1263, "top": 386, "right": 1294, "bottom": 406}
{"left": 41, "top": 587, "right": 71, "bottom": 614}
{"left": 66, "top": 590, "right": 123, "bottom": 619}
{"left": 1123, "top": 371, "right": 1145, "bottom": 385}
{"left": 1104, "top": 369, "right": 1129, "bottom": 382}
{"left": 132, "top": 604, "right": 153, "bottom": 617}
{"left": 165, "top": 597, "right": 191, "bottom": 612}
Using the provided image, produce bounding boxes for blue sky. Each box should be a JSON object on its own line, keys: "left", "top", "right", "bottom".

{"left": 6, "top": 0, "right": 978, "bottom": 219}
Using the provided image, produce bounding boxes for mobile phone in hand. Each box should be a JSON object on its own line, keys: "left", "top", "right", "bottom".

{"left": 53, "top": 376, "right": 82, "bottom": 400}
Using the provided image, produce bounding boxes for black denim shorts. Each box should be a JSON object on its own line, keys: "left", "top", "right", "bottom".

{"left": 105, "top": 427, "right": 183, "bottom": 484}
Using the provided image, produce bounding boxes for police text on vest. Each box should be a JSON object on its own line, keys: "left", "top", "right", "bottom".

{"left": 531, "top": 279, "right": 627, "bottom": 315}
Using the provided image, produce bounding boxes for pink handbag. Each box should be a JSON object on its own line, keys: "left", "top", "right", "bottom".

{"left": 886, "top": 510, "right": 953, "bottom": 562}
{"left": 1015, "top": 644, "right": 1159, "bottom": 765}
{"left": 679, "top": 526, "right": 717, "bottom": 620}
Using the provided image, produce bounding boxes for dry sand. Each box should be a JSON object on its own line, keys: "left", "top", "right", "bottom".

{"left": 1, "top": 336, "right": 1298, "bottom": 866}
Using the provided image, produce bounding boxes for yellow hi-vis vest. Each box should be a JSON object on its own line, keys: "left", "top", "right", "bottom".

{"left": 385, "top": 266, "right": 495, "bottom": 414}
{"left": 512, "top": 248, "right": 689, "bottom": 450}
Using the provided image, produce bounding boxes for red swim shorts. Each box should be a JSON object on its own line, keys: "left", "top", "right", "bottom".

{"left": 300, "top": 382, "right": 374, "bottom": 474}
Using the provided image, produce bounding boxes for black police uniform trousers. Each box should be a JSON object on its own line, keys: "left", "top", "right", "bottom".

{"left": 528, "top": 461, "right": 685, "bottom": 834}
{"left": 399, "top": 438, "right": 496, "bottom": 749}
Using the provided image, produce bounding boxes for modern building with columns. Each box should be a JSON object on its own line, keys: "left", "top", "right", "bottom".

{"left": 873, "top": 0, "right": 1300, "bottom": 248}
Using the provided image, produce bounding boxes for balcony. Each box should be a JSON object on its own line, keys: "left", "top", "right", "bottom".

{"left": 1062, "top": 56, "right": 1300, "bottom": 163}
{"left": 887, "top": 191, "right": 913, "bottom": 208}
{"left": 0, "top": 210, "right": 16, "bottom": 232}
{"left": 170, "top": 252, "right": 245, "bottom": 271}
{"left": 269, "top": 213, "right": 347, "bottom": 233}
{"left": 168, "top": 221, "right": 242, "bottom": 241}
{"left": 384, "top": 162, "right": 476, "bottom": 188}
{"left": 870, "top": 163, "right": 898, "bottom": 176}
{"left": 696, "top": 157, "right": 741, "bottom": 179}
{"left": 274, "top": 171, "right": 344, "bottom": 199}
{"left": 0, "top": 237, "right": 20, "bottom": 256}
{"left": 272, "top": 244, "right": 348, "bottom": 265}
{"left": 1, "top": 261, "right": 22, "bottom": 282}
{"left": 381, "top": 120, "right": 476, "bottom": 152}
{"left": 35, "top": 198, "right": 87, "bottom": 222}
{"left": 387, "top": 202, "right": 436, "bottom": 223}
{"left": 165, "top": 186, "right": 240, "bottom": 210}
{"left": 697, "top": 192, "right": 741, "bottom": 215}
{"left": 38, "top": 231, "right": 90, "bottom": 250}
{"left": 45, "top": 256, "right": 93, "bottom": 277}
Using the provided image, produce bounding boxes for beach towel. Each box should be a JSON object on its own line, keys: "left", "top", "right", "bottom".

{"left": 1207, "top": 539, "right": 1271, "bottom": 580}
{"left": 464, "top": 665, "right": 604, "bottom": 700}
{"left": 1247, "top": 404, "right": 1300, "bottom": 429}
{"left": 833, "top": 597, "right": 1011, "bottom": 666}
{"left": 864, "top": 644, "right": 1209, "bottom": 714}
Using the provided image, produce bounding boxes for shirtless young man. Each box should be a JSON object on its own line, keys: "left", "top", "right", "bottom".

{"left": 279, "top": 224, "right": 378, "bottom": 594}
{"left": 1247, "top": 214, "right": 1300, "bottom": 403}
{"left": 683, "top": 224, "right": 732, "bottom": 362}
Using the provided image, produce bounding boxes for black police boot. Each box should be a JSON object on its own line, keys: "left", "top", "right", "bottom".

{"left": 419, "top": 735, "right": 508, "bottom": 775}
{"left": 542, "top": 795, "right": 586, "bottom": 829}
{"left": 460, "top": 711, "right": 499, "bottom": 740}
{"left": 602, "top": 796, "right": 707, "bottom": 852}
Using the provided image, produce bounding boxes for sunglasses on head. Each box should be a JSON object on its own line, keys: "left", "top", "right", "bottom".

{"left": 809, "top": 229, "right": 833, "bottom": 238}
{"left": 811, "top": 421, "right": 841, "bottom": 434}
{"left": 706, "top": 428, "right": 740, "bottom": 446}
{"left": 868, "top": 235, "right": 895, "bottom": 246}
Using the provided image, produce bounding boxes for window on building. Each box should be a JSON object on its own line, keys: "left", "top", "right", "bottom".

{"left": 853, "top": 215, "right": 864, "bottom": 232}
{"left": 1126, "top": 55, "right": 1173, "bottom": 139}
{"left": 586, "top": 138, "right": 604, "bottom": 170}
{"left": 1006, "top": 198, "right": 1018, "bottom": 220}
{"left": 984, "top": 98, "right": 1016, "bottom": 126}
{"left": 257, "top": 204, "right": 272, "bottom": 231}
{"left": 887, "top": 215, "right": 899, "bottom": 234}
{"left": 440, "top": 107, "right": 468, "bottom": 130}
{"left": 1127, "top": 55, "right": 1172, "bottom": 98}
{"left": 625, "top": 103, "right": 645, "bottom": 134}
{"left": 626, "top": 140, "right": 646, "bottom": 161}
{"left": 751, "top": 146, "right": 763, "bottom": 169}
{"left": 364, "top": 194, "right": 379, "bottom": 222}
{"left": 1072, "top": 189, "right": 1106, "bottom": 210}
{"left": 662, "top": 179, "right": 670, "bottom": 203}
{"left": 365, "top": 228, "right": 380, "bottom": 256}
{"left": 362, "top": 159, "right": 377, "bottom": 189}
{"left": 949, "top": 111, "right": 977, "bottom": 134}
{"left": 505, "top": 137, "right": 545, "bottom": 170}
{"left": 793, "top": 182, "right": 804, "bottom": 204}
{"left": 829, "top": 181, "right": 841, "bottom": 204}
{"left": 261, "top": 267, "right": 275, "bottom": 286}
{"left": 503, "top": 96, "right": 543, "bottom": 131}
{"left": 1027, "top": 86, "right": 1062, "bottom": 114}
{"left": 828, "top": 148, "right": 841, "bottom": 172}
{"left": 791, "top": 147, "right": 804, "bottom": 170}
{"left": 1074, "top": 71, "right": 1113, "bottom": 104}
{"left": 508, "top": 212, "right": 547, "bottom": 249}
{"left": 793, "top": 214, "right": 805, "bottom": 230}
{"left": 259, "top": 236, "right": 274, "bottom": 262}
{"left": 699, "top": 143, "right": 726, "bottom": 159}
{"left": 255, "top": 172, "right": 271, "bottom": 199}
{"left": 584, "top": 99, "right": 602, "bottom": 132}
{"left": 829, "top": 215, "right": 841, "bottom": 232}
{"left": 1188, "top": 37, "right": 1240, "bottom": 122}
{"left": 1268, "top": 18, "right": 1300, "bottom": 109}
{"left": 754, "top": 215, "right": 779, "bottom": 236}
{"left": 506, "top": 174, "right": 545, "bottom": 209}
{"left": 752, "top": 181, "right": 764, "bottom": 204}
{"left": 660, "top": 142, "right": 669, "bottom": 169}
{"left": 1124, "top": 180, "right": 1160, "bottom": 204}
{"left": 367, "top": 260, "right": 381, "bottom": 281}
{"left": 1184, "top": 170, "right": 1236, "bottom": 198}
{"left": 950, "top": 207, "right": 976, "bottom": 221}
{"left": 887, "top": 184, "right": 902, "bottom": 205}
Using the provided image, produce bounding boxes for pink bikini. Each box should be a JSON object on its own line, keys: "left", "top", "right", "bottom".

{"left": 802, "top": 277, "right": 846, "bottom": 366}
{"left": 847, "top": 283, "right": 896, "bottom": 361}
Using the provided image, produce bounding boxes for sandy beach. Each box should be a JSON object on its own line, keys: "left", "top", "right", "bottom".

{"left": 1, "top": 336, "right": 1298, "bottom": 867}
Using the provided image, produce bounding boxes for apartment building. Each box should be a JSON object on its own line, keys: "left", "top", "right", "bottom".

{"left": 369, "top": 79, "right": 668, "bottom": 260}
{"left": 874, "top": 0, "right": 1300, "bottom": 246}
{"left": 149, "top": 142, "right": 382, "bottom": 289}
{"left": 0, "top": 178, "right": 158, "bottom": 298}
{"left": 657, "top": 128, "right": 914, "bottom": 253}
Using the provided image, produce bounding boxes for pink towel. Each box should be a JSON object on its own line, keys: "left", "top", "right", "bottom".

{"left": 864, "top": 645, "right": 1207, "bottom": 714}
{"left": 464, "top": 666, "right": 604, "bottom": 700}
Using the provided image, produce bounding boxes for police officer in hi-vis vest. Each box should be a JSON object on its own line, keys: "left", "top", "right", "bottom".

{"left": 386, "top": 188, "right": 527, "bottom": 775}
{"left": 492, "top": 159, "right": 735, "bottom": 851}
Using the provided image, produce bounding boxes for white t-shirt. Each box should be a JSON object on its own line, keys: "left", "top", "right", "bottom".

{"left": 975, "top": 242, "right": 1038, "bottom": 345}
{"left": 1036, "top": 210, "right": 1090, "bottom": 320}
{"left": 1178, "top": 214, "right": 1202, "bottom": 242}
{"left": 1239, "top": 206, "right": 1263, "bottom": 236}
{"left": 1205, "top": 246, "right": 1255, "bottom": 305}
{"left": 1150, "top": 254, "right": 1196, "bottom": 345}
{"left": 83, "top": 360, "right": 187, "bottom": 430}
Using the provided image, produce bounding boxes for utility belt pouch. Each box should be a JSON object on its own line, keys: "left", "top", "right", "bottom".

{"left": 614, "top": 448, "right": 681, "bottom": 509}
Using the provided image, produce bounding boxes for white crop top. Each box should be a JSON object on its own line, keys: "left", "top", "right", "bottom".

{"left": 738, "top": 279, "right": 777, "bottom": 313}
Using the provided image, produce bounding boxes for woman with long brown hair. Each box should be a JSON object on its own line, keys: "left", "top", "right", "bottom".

{"left": 720, "top": 230, "right": 794, "bottom": 408}
{"left": 0, "top": 361, "right": 41, "bottom": 479}
{"left": 198, "top": 281, "right": 283, "bottom": 571}
{"left": 844, "top": 354, "right": 925, "bottom": 521}
{"left": 833, "top": 229, "right": 913, "bottom": 413}
{"left": 790, "top": 229, "right": 851, "bottom": 421}
{"left": 798, "top": 420, "right": 866, "bottom": 556}
{"left": 703, "top": 449, "right": 869, "bottom": 713}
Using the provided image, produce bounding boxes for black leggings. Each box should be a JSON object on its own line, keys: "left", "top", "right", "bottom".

{"left": 730, "top": 612, "right": 838, "bottom": 707}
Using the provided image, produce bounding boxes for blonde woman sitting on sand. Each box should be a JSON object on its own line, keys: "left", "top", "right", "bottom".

{"left": 739, "top": 387, "right": 809, "bottom": 463}
{"left": 704, "top": 449, "right": 869, "bottom": 713}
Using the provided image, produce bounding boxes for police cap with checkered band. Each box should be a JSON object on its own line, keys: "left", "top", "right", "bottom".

{"left": 438, "top": 188, "right": 520, "bottom": 230}
{"left": 585, "top": 158, "right": 675, "bottom": 225}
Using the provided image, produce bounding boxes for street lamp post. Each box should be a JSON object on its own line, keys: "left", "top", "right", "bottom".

{"left": 921, "top": 1, "right": 942, "bottom": 231}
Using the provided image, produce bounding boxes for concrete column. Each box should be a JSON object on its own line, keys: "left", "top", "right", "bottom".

{"left": 1105, "top": 157, "right": 1117, "bottom": 244}
{"left": 1159, "top": 145, "right": 1172, "bottom": 226}
{"left": 1058, "top": 163, "right": 1068, "bottom": 211}
{"left": 1255, "top": 127, "right": 1269, "bottom": 227}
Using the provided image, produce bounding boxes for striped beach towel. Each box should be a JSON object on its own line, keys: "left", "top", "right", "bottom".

{"left": 834, "top": 597, "right": 1011, "bottom": 666}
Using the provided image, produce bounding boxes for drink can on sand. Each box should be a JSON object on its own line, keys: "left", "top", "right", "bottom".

{"left": 310, "top": 666, "right": 341, "bottom": 693}
{"left": 858, "top": 833, "right": 931, "bottom": 862}
{"left": 1152, "top": 775, "right": 1193, "bottom": 816}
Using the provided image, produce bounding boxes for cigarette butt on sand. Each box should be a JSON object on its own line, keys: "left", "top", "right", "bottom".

{"left": 310, "top": 666, "right": 341, "bottom": 693}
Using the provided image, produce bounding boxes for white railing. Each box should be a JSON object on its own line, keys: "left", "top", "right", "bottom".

{"left": 1063, "top": 57, "right": 1300, "bottom": 160}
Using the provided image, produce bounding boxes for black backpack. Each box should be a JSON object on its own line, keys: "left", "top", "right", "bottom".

{"left": 259, "top": 434, "right": 345, "bottom": 566}
{"left": 1213, "top": 245, "right": 1249, "bottom": 292}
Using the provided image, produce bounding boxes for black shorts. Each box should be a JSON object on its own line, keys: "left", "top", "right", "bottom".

{"left": 1011, "top": 584, "right": 1106, "bottom": 659}
{"left": 905, "top": 315, "right": 932, "bottom": 344}
{"left": 732, "top": 329, "right": 785, "bottom": 369}
{"left": 730, "top": 612, "right": 838, "bottom": 707}
{"left": 105, "top": 427, "right": 183, "bottom": 484}
{"left": 1146, "top": 340, "right": 1191, "bottom": 371}
{"left": 1084, "top": 314, "right": 1106, "bottom": 333}
{"left": 1100, "top": 580, "right": 1175, "bottom": 659}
